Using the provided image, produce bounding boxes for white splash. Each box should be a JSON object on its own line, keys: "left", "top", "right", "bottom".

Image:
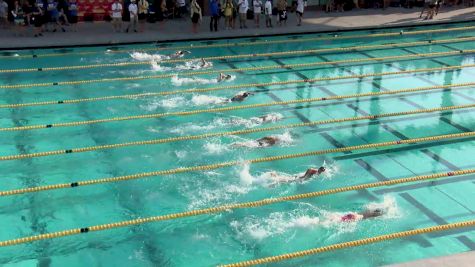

{"left": 151, "top": 61, "right": 172, "bottom": 71}
{"left": 364, "top": 195, "right": 400, "bottom": 219}
{"left": 130, "top": 52, "right": 167, "bottom": 62}
{"left": 175, "top": 150, "right": 188, "bottom": 159}
{"left": 249, "top": 112, "right": 284, "bottom": 124}
{"left": 203, "top": 140, "right": 230, "bottom": 155}
{"left": 191, "top": 94, "right": 229, "bottom": 106}
{"left": 171, "top": 75, "right": 219, "bottom": 86}
{"left": 139, "top": 96, "right": 187, "bottom": 110}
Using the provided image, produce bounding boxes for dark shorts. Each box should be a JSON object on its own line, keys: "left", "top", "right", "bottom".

{"left": 179, "top": 6, "right": 187, "bottom": 14}
{"left": 68, "top": 15, "right": 78, "bottom": 23}
{"left": 191, "top": 13, "right": 199, "bottom": 23}
{"left": 138, "top": 13, "right": 147, "bottom": 20}
{"left": 279, "top": 10, "right": 287, "bottom": 20}
{"left": 296, "top": 11, "right": 303, "bottom": 16}
{"left": 33, "top": 15, "right": 44, "bottom": 27}
{"left": 428, "top": 3, "right": 436, "bottom": 8}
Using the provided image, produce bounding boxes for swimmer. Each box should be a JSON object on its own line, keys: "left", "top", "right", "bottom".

{"left": 297, "top": 167, "right": 326, "bottom": 180}
{"left": 199, "top": 58, "right": 212, "bottom": 68}
{"left": 229, "top": 91, "right": 253, "bottom": 102}
{"left": 340, "top": 208, "right": 384, "bottom": 222}
{"left": 232, "top": 135, "right": 279, "bottom": 148}
{"left": 256, "top": 136, "right": 279, "bottom": 147}
{"left": 171, "top": 50, "right": 191, "bottom": 58}
{"left": 218, "top": 73, "right": 233, "bottom": 82}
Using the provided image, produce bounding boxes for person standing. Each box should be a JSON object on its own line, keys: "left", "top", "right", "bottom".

{"left": 223, "top": 0, "right": 233, "bottom": 29}
{"left": 11, "top": 0, "right": 25, "bottom": 36}
{"left": 296, "top": 0, "right": 304, "bottom": 26}
{"left": 111, "top": 0, "right": 123, "bottom": 32}
{"left": 138, "top": 0, "right": 148, "bottom": 31}
{"left": 237, "top": 0, "right": 247, "bottom": 29}
{"left": 209, "top": 0, "right": 219, "bottom": 31}
{"left": 126, "top": 0, "right": 138, "bottom": 32}
{"left": 277, "top": 0, "right": 286, "bottom": 26}
{"left": 253, "top": 0, "right": 262, "bottom": 28}
{"left": 190, "top": 0, "right": 201, "bottom": 33}
{"left": 67, "top": 0, "right": 78, "bottom": 31}
{"left": 46, "top": 0, "right": 64, "bottom": 32}
{"left": 264, "top": 0, "right": 271, "bottom": 27}
{"left": 31, "top": 1, "right": 44, "bottom": 36}
{"left": 0, "top": 0, "right": 8, "bottom": 29}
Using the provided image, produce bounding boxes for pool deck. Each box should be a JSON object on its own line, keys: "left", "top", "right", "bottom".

{"left": 386, "top": 251, "right": 475, "bottom": 267}
{"left": 1, "top": 6, "right": 475, "bottom": 50}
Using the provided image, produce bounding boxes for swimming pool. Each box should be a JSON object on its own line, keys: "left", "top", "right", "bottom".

{"left": 0, "top": 21, "right": 474, "bottom": 267}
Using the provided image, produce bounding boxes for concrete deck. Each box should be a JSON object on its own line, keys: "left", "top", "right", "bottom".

{"left": 386, "top": 251, "right": 475, "bottom": 267}
{"left": 1, "top": 6, "right": 475, "bottom": 49}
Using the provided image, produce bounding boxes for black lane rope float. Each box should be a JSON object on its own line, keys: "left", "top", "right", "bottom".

{"left": 1, "top": 131, "right": 475, "bottom": 197}
{"left": 1, "top": 53, "right": 474, "bottom": 90}
{"left": 1, "top": 63, "right": 474, "bottom": 132}
{"left": 0, "top": 168, "right": 474, "bottom": 247}
{"left": 1, "top": 102, "right": 474, "bottom": 161}
{"left": 2, "top": 24, "right": 475, "bottom": 59}
{"left": 2, "top": 36, "right": 475, "bottom": 74}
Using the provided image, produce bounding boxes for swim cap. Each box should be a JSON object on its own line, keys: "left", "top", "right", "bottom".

{"left": 341, "top": 213, "right": 357, "bottom": 222}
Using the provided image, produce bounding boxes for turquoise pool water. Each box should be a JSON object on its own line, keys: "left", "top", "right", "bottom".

{"left": 0, "top": 22, "right": 474, "bottom": 267}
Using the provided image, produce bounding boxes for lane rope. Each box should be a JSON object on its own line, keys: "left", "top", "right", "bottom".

{"left": 220, "top": 219, "right": 475, "bottom": 267}
{"left": 2, "top": 36, "right": 475, "bottom": 74}
{"left": 0, "top": 168, "right": 473, "bottom": 247}
{"left": 1, "top": 63, "right": 474, "bottom": 132}
{"left": 2, "top": 103, "right": 474, "bottom": 161}
{"left": 1, "top": 131, "right": 475, "bottom": 197}
{"left": 2, "top": 78, "right": 474, "bottom": 110}
{"left": 3, "top": 24, "right": 475, "bottom": 59}
{"left": 1, "top": 54, "right": 474, "bottom": 90}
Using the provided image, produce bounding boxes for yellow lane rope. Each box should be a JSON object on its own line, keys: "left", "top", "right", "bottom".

{"left": 3, "top": 24, "right": 475, "bottom": 59}
{"left": 221, "top": 219, "right": 475, "bottom": 267}
{"left": 0, "top": 168, "right": 474, "bottom": 247}
{"left": 1, "top": 131, "right": 474, "bottom": 198}
{"left": 2, "top": 77, "right": 475, "bottom": 109}
{"left": 1, "top": 66, "right": 474, "bottom": 132}
{"left": 1, "top": 36, "right": 475, "bottom": 74}
{"left": 1, "top": 55, "right": 474, "bottom": 90}
{"left": 2, "top": 103, "right": 474, "bottom": 161}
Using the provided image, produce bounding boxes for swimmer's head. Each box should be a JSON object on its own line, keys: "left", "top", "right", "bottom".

{"left": 373, "top": 208, "right": 383, "bottom": 216}
{"left": 317, "top": 166, "right": 326, "bottom": 174}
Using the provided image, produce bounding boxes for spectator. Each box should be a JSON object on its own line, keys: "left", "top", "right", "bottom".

{"left": 58, "top": 0, "right": 70, "bottom": 27}
{"left": 176, "top": 0, "right": 186, "bottom": 18}
{"left": 67, "top": 0, "right": 78, "bottom": 31}
{"left": 23, "top": 0, "right": 33, "bottom": 26}
{"left": 31, "top": 0, "right": 45, "bottom": 36}
{"left": 111, "top": 0, "right": 123, "bottom": 32}
{"left": 353, "top": 0, "right": 359, "bottom": 8}
{"left": 335, "top": 0, "right": 343, "bottom": 12}
{"left": 0, "top": 0, "right": 8, "bottom": 29}
{"left": 126, "top": 0, "right": 138, "bottom": 32}
{"left": 326, "top": 0, "right": 333, "bottom": 12}
{"left": 264, "top": 0, "right": 271, "bottom": 27}
{"left": 296, "top": 0, "right": 304, "bottom": 26}
{"left": 253, "top": 0, "right": 262, "bottom": 28}
{"left": 223, "top": 0, "right": 233, "bottom": 29}
{"left": 11, "top": 0, "right": 25, "bottom": 36}
{"left": 237, "top": 0, "right": 247, "bottom": 29}
{"left": 277, "top": 0, "right": 286, "bottom": 26}
{"left": 209, "top": 0, "right": 219, "bottom": 31}
{"left": 46, "top": 0, "right": 65, "bottom": 32}
{"left": 138, "top": 0, "right": 148, "bottom": 31}
{"left": 190, "top": 0, "right": 201, "bottom": 33}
